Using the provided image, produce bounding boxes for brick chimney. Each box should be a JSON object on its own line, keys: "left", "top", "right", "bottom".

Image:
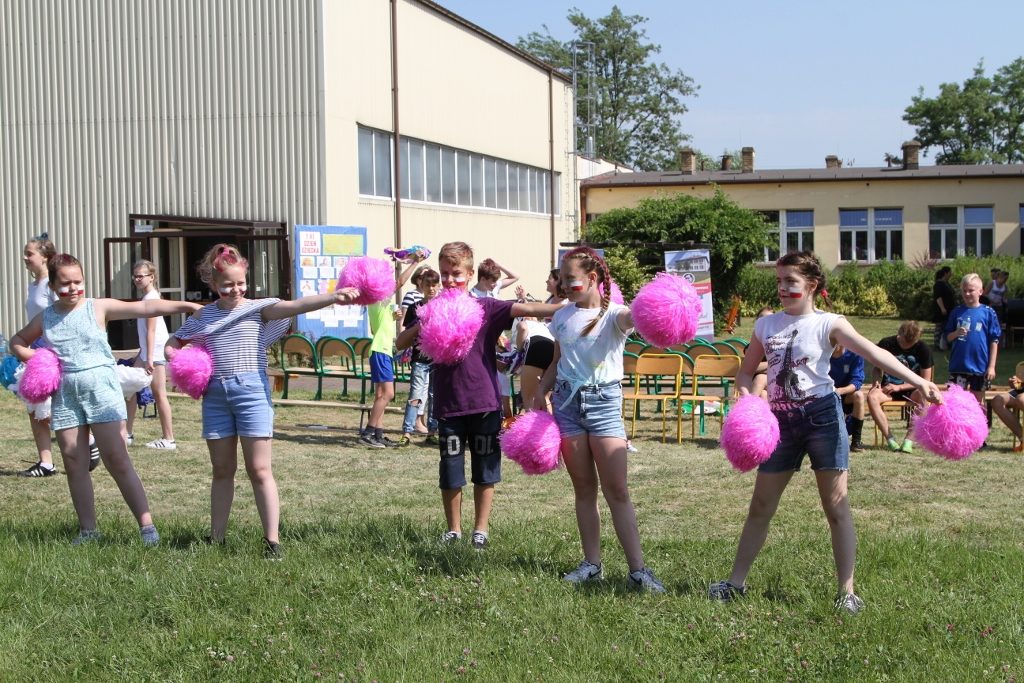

{"left": 741, "top": 147, "right": 755, "bottom": 173}
{"left": 825, "top": 155, "right": 841, "bottom": 169}
{"left": 902, "top": 140, "right": 921, "bottom": 170}
{"left": 721, "top": 154, "right": 733, "bottom": 171}
{"left": 679, "top": 147, "right": 695, "bottom": 175}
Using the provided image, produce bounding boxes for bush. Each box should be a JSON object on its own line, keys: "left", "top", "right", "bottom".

{"left": 735, "top": 265, "right": 777, "bottom": 316}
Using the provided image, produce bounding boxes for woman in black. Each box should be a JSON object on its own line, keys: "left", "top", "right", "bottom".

{"left": 932, "top": 266, "right": 956, "bottom": 350}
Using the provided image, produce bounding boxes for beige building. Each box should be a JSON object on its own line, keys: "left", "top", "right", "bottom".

{"left": 582, "top": 143, "right": 1024, "bottom": 269}
{"left": 0, "top": 0, "right": 575, "bottom": 338}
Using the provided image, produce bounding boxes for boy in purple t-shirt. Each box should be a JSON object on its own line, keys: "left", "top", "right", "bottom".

{"left": 397, "top": 242, "right": 561, "bottom": 550}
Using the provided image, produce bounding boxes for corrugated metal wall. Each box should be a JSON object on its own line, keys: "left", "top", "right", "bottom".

{"left": 0, "top": 0, "right": 323, "bottom": 333}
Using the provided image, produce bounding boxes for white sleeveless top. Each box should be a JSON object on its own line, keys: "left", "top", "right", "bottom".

{"left": 754, "top": 311, "right": 841, "bottom": 408}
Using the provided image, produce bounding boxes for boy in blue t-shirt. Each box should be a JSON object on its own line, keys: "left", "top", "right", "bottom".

{"left": 944, "top": 273, "right": 1001, "bottom": 407}
{"left": 829, "top": 345, "right": 865, "bottom": 451}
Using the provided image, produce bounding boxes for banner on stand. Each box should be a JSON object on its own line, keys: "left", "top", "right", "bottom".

{"left": 663, "top": 248, "right": 714, "bottom": 340}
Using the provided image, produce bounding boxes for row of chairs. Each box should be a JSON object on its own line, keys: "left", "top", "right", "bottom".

{"left": 277, "top": 335, "right": 395, "bottom": 403}
{"left": 625, "top": 337, "right": 749, "bottom": 360}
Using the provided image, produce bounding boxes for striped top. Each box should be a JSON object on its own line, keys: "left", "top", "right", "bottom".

{"left": 401, "top": 290, "right": 423, "bottom": 309}
{"left": 173, "top": 299, "right": 291, "bottom": 379}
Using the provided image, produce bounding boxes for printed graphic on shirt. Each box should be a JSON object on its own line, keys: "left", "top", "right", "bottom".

{"left": 766, "top": 328, "right": 807, "bottom": 405}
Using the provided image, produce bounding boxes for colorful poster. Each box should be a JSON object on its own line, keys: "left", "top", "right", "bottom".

{"left": 664, "top": 248, "right": 714, "bottom": 340}
{"left": 299, "top": 231, "right": 321, "bottom": 256}
{"left": 293, "top": 225, "right": 368, "bottom": 340}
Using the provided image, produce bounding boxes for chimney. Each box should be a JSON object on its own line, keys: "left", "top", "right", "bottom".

{"left": 825, "top": 155, "right": 841, "bottom": 169}
{"left": 741, "top": 147, "right": 755, "bottom": 173}
{"left": 721, "top": 154, "right": 733, "bottom": 171}
{"left": 902, "top": 140, "right": 921, "bottom": 170}
{"left": 679, "top": 147, "right": 695, "bottom": 175}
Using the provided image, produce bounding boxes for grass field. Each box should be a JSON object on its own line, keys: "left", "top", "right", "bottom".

{"left": 0, "top": 316, "right": 1022, "bottom": 682}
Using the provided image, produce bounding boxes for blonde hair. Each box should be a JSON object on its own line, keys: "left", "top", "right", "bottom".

{"left": 438, "top": 241, "right": 474, "bottom": 270}
{"left": 562, "top": 246, "right": 611, "bottom": 336}
{"left": 132, "top": 259, "right": 160, "bottom": 292}
{"left": 26, "top": 234, "right": 57, "bottom": 263}
{"left": 961, "top": 273, "right": 983, "bottom": 289}
{"left": 198, "top": 244, "right": 248, "bottom": 286}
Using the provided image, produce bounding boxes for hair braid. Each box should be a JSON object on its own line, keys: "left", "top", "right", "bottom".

{"left": 566, "top": 246, "right": 610, "bottom": 337}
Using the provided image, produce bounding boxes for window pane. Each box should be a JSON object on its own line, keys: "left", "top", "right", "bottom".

{"left": 530, "top": 169, "right": 540, "bottom": 213}
{"left": 855, "top": 230, "right": 868, "bottom": 261}
{"left": 944, "top": 228, "right": 958, "bottom": 258}
{"left": 840, "top": 232, "right": 853, "bottom": 261}
{"left": 965, "top": 228, "right": 977, "bottom": 255}
{"left": 409, "top": 141, "right": 424, "bottom": 201}
{"left": 758, "top": 210, "right": 780, "bottom": 227}
{"left": 874, "top": 209, "right": 903, "bottom": 226}
{"left": 485, "top": 159, "right": 497, "bottom": 208}
{"left": 980, "top": 228, "right": 993, "bottom": 256}
{"left": 802, "top": 231, "right": 813, "bottom": 253}
{"left": 497, "top": 161, "right": 508, "bottom": 209}
{"left": 786, "top": 231, "right": 799, "bottom": 253}
{"left": 358, "top": 127, "right": 374, "bottom": 195}
{"left": 373, "top": 131, "right": 391, "bottom": 198}
{"left": 508, "top": 164, "right": 519, "bottom": 210}
{"left": 441, "top": 148, "right": 456, "bottom": 204}
{"left": 456, "top": 152, "right": 471, "bottom": 206}
{"left": 540, "top": 172, "right": 548, "bottom": 214}
{"left": 519, "top": 167, "right": 530, "bottom": 211}
{"left": 965, "top": 206, "right": 993, "bottom": 225}
{"left": 874, "top": 230, "right": 887, "bottom": 261}
{"left": 929, "top": 206, "right": 957, "bottom": 225}
{"left": 839, "top": 209, "right": 867, "bottom": 227}
{"left": 470, "top": 155, "right": 484, "bottom": 207}
{"left": 929, "top": 229, "right": 941, "bottom": 258}
{"left": 785, "top": 210, "right": 814, "bottom": 228}
{"left": 552, "top": 172, "right": 560, "bottom": 214}
{"left": 890, "top": 230, "right": 903, "bottom": 260}
{"left": 398, "top": 139, "right": 410, "bottom": 200}
{"left": 425, "top": 144, "right": 441, "bottom": 202}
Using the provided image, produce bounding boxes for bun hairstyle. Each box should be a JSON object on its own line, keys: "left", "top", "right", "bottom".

{"left": 438, "top": 241, "right": 474, "bottom": 269}
{"left": 777, "top": 250, "right": 830, "bottom": 308}
{"left": 562, "top": 246, "right": 611, "bottom": 336}
{"left": 47, "top": 253, "right": 83, "bottom": 287}
{"left": 27, "top": 233, "right": 57, "bottom": 263}
{"left": 198, "top": 244, "right": 248, "bottom": 286}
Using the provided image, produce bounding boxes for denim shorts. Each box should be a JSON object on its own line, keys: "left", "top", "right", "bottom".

{"left": 438, "top": 411, "right": 502, "bottom": 489}
{"left": 759, "top": 393, "right": 849, "bottom": 473}
{"left": 370, "top": 351, "right": 395, "bottom": 383}
{"left": 552, "top": 379, "right": 627, "bottom": 439}
{"left": 201, "top": 372, "right": 274, "bottom": 439}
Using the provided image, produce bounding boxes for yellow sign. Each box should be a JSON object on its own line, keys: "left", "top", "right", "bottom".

{"left": 323, "top": 234, "right": 363, "bottom": 256}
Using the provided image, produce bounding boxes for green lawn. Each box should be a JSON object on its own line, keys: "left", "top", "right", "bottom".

{"left": 1, "top": 348, "right": 1023, "bottom": 681}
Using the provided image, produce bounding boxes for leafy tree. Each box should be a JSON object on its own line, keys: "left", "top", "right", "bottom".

{"left": 518, "top": 7, "right": 696, "bottom": 171}
{"left": 583, "top": 189, "right": 773, "bottom": 314}
{"left": 904, "top": 58, "right": 1024, "bottom": 164}
{"left": 695, "top": 149, "right": 742, "bottom": 171}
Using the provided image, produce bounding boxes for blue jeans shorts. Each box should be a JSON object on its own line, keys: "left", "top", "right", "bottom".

{"left": 202, "top": 372, "right": 274, "bottom": 440}
{"left": 759, "top": 393, "right": 850, "bottom": 473}
{"left": 438, "top": 411, "right": 502, "bottom": 489}
{"left": 370, "top": 351, "right": 395, "bottom": 383}
{"left": 552, "top": 379, "right": 627, "bottom": 439}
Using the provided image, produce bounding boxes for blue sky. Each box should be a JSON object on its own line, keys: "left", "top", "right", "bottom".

{"left": 439, "top": 1, "right": 1024, "bottom": 169}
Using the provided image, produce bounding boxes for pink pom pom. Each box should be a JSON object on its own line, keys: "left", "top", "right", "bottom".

{"left": 599, "top": 279, "right": 625, "bottom": 305}
{"left": 418, "top": 289, "right": 485, "bottom": 365}
{"left": 500, "top": 410, "right": 562, "bottom": 475}
{"left": 337, "top": 256, "right": 396, "bottom": 306}
{"left": 912, "top": 384, "right": 988, "bottom": 460}
{"left": 631, "top": 273, "right": 703, "bottom": 348}
{"left": 168, "top": 345, "right": 214, "bottom": 400}
{"left": 19, "top": 348, "right": 62, "bottom": 403}
{"left": 720, "top": 395, "right": 780, "bottom": 472}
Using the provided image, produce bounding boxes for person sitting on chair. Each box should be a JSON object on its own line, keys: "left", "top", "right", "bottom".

{"left": 865, "top": 321, "right": 934, "bottom": 453}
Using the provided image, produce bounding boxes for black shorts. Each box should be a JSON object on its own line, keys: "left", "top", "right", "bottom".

{"left": 885, "top": 388, "right": 915, "bottom": 402}
{"left": 949, "top": 373, "right": 989, "bottom": 392}
{"left": 438, "top": 411, "right": 502, "bottom": 489}
{"left": 524, "top": 336, "right": 555, "bottom": 370}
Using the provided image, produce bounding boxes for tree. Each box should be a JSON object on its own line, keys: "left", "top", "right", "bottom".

{"left": 583, "top": 189, "right": 773, "bottom": 315}
{"left": 518, "top": 7, "right": 697, "bottom": 171}
{"left": 904, "top": 58, "right": 1024, "bottom": 164}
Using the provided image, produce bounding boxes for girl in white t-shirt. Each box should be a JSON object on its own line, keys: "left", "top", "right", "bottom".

{"left": 125, "top": 260, "right": 176, "bottom": 449}
{"left": 536, "top": 246, "right": 665, "bottom": 593}
{"left": 709, "top": 251, "right": 944, "bottom": 614}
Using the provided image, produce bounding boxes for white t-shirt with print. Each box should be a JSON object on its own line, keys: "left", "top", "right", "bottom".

{"left": 550, "top": 302, "right": 631, "bottom": 385}
{"left": 137, "top": 289, "right": 170, "bottom": 362}
{"left": 755, "top": 310, "right": 841, "bottom": 408}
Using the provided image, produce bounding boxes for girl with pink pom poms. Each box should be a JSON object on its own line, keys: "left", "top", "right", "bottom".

{"left": 165, "top": 244, "right": 361, "bottom": 559}
{"left": 8, "top": 254, "right": 203, "bottom": 545}
{"left": 708, "top": 251, "right": 944, "bottom": 614}
{"left": 534, "top": 246, "right": 667, "bottom": 593}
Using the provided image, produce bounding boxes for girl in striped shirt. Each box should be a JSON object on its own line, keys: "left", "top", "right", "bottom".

{"left": 167, "top": 244, "right": 359, "bottom": 559}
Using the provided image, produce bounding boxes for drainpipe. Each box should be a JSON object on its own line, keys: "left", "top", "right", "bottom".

{"left": 548, "top": 70, "right": 556, "bottom": 268}
{"left": 390, "top": 0, "right": 402, "bottom": 280}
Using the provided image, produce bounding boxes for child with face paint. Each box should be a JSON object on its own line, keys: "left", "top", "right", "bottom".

{"left": 396, "top": 241, "right": 560, "bottom": 549}
{"left": 166, "top": 244, "right": 360, "bottom": 558}
{"left": 709, "top": 251, "right": 944, "bottom": 614}
{"left": 8, "top": 254, "right": 203, "bottom": 545}
{"left": 533, "top": 247, "right": 666, "bottom": 593}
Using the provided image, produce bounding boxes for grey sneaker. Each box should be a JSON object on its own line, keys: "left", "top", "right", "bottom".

{"left": 71, "top": 529, "right": 102, "bottom": 546}
{"left": 835, "top": 592, "right": 865, "bottom": 614}
{"left": 628, "top": 567, "right": 667, "bottom": 593}
{"left": 263, "top": 538, "right": 283, "bottom": 561}
{"left": 563, "top": 560, "right": 603, "bottom": 584}
{"left": 359, "top": 432, "right": 386, "bottom": 449}
{"left": 708, "top": 580, "right": 747, "bottom": 601}
{"left": 470, "top": 530, "right": 488, "bottom": 550}
{"left": 378, "top": 435, "right": 402, "bottom": 448}
{"left": 140, "top": 524, "right": 160, "bottom": 547}
{"left": 440, "top": 530, "right": 462, "bottom": 545}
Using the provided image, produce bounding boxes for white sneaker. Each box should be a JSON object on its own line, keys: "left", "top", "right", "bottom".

{"left": 146, "top": 438, "right": 176, "bottom": 450}
{"left": 563, "top": 560, "right": 603, "bottom": 584}
{"left": 628, "top": 567, "right": 667, "bottom": 593}
{"left": 626, "top": 441, "right": 639, "bottom": 453}
{"left": 125, "top": 433, "right": 134, "bottom": 446}
{"left": 440, "top": 531, "right": 462, "bottom": 545}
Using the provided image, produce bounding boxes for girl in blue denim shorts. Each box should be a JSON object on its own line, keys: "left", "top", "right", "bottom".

{"left": 166, "top": 244, "right": 360, "bottom": 559}
{"left": 10, "top": 254, "right": 201, "bottom": 545}
{"left": 709, "top": 251, "right": 943, "bottom": 613}
{"left": 535, "top": 247, "right": 665, "bottom": 593}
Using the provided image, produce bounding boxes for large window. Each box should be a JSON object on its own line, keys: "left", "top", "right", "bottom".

{"left": 357, "top": 125, "right": 559, "bottom": 215}
{"left": 839, "top": 208, "right": 903, "bottom": 263}
{"left": 928, "top": 206, "right": 994, "bottom": 258}
{"left": 759, "top": 210, "right": 813, "bottom": 262}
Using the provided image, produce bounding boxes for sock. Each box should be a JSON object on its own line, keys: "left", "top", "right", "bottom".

{"left": 374, "top": 427, "right": 384, "bottom": 440}
{"left": 850, "top": 418, "right": 864, "bottom": 443}
{"left": 39, "top": 462, "right": 55, "bottom": 471}
{"left": 140, "top": 524, "right": 160, "bottom": 547}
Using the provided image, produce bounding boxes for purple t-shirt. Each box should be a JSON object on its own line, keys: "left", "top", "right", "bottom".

{"left": 432, "top": 297, "right": 514, "bottom": 419}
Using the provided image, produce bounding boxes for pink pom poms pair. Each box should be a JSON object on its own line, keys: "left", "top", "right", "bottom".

{"left": 720, "top": 395, "right": 780, "bottom": 472}
{"left": 417, "top": 288, "right": 484, "bottom": 365}
{"left": 912, "top": 385, "right": 988, "bottom": 460}
{"left": 168, "top": 345, "right": 214, "bottom": 400}
{"left": 631, "top": 273, "right": 703, "bottom": 348}
{"left": 337, "top": 256, "right": 396, "bottom": 306}
{"left": 19, "top": 348, "right": 62, "bottom": 403}
{"left": 500, "top": 410, "right": 562, "bottom": 475}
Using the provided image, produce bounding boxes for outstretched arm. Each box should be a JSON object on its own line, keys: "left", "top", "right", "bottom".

{"left": 97, "top": 298, "right": 202, "bottom": 322}
{"left": 262, "top": 288, "right": 360, "bottom": 321}
{"left": 511, "top": 301, "right": 562, "bottom": 319}
{"left": 832, "top": 318, "right": 943, "bottom": 404}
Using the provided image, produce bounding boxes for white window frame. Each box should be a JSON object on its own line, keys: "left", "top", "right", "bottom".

{"left": 839, "top": 208, "right": 904, "bottom": 263}
{"left": 928, "top": 205, "right": 994, "bottom": 258}
{"left": 760, "top": 209, "right": 813, "bottom": 262}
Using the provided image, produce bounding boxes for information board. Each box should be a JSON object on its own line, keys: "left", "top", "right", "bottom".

{"left": 293, "top": 225, "right": 368, "bottom": 340}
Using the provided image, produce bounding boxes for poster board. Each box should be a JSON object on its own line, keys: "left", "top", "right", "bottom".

{"left": 293, "top": 225, "right": 368, "bottom": 340}
{"left": 663, "top": 248, "right": 714, "bottom": 340}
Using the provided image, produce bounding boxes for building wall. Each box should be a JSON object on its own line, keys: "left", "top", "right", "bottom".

{"left": 583, "top": 177, "right": 1024, "bottom": 269}
{"left": 0, "top": 0, "right": 323, "bottom": 332}
{"left": 321, "top": 0, "right": 576, "bottom": 298}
